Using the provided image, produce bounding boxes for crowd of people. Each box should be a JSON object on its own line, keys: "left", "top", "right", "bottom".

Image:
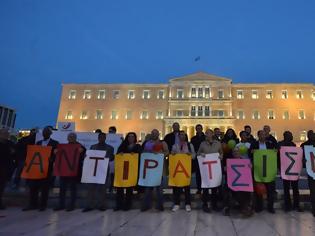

{"left": 0, "top": 123, "right": 315, "bottom": 218}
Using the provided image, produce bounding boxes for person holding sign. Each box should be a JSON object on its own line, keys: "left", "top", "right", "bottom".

{"left": 53, "top": 132, "right": 85, "bottom": 211}
{"left": 0, "top": 129, "right": 15, "bottom": 210}
{"left": 82, "top": 132, "right": 114, "bottom": 212}
{"left": 170, "top": 130, "right": 195, "bottom": 212}
{"left": 278, "top": 131, "right": 302, "bottom": 212}
{"left": 191, "top": 124, "right": 205, "bottom": 195}
{"left": 250, "top": 130, "right": 277, "bottom": 214}
{"left": 115, "top": 132, "right": 142, "bottom": 211}
{"left": 301, "top": 130, "right": 315, "bottom": 217}
{"left": 197, "top": 129, "right": 223, "bottom": 213}
{"left": 23, "top": 126, "right": 59, "bottom": 211}
{"left": 141, "top": 129, "right": 169, "bottom": 212}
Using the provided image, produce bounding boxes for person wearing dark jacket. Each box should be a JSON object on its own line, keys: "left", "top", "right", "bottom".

{"left": 0, "top": 129, "right": 15, "bottom": 210}
{"left": 244, "top": 125, "right": 256, "bottom": 144}
{"left": 250, "top": 130, "right": 277, "bottom": 214}
{"left": 190, "top": 124, "right": 205, "bottom": 194}
{"left": 278, "top": 131, "right": 302, "bottom": 212}
{"left": 54, "top": 132, "right": 85, "bottom": 211}
{"left": 263, "top": 125, "right": 278, "bottom": 148}
{"left": 301, "top": 130, "right": 315, "bottom": 217}
{"left": 114, "top": 132, "right": 142, "bottom": 211}
{"left": 82, "top": 132, "right": 114, "bottom": 212}
{"left": 163, "top": 122, "right": 180, "bottom": 153}
{"left": 23, "top": 126, "right": 59, "bottom": 211}
{"left": 12, "top": 128, "right": 36, "bottom": 189}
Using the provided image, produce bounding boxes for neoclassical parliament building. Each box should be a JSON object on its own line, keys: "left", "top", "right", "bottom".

{"left": 57, "top": 72, "right": 315, "bottom": 143}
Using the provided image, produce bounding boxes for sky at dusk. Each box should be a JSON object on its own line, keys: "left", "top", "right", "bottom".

{"left": 0, "top": 0, "right": 315, "bottom": 129}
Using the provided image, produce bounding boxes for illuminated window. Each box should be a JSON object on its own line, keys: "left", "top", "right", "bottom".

{"left": 312, "top": 91, "right": 315, "bottom": 101}
{"left": 156, "top": 111, "right": 164, "bottom": 119}
{"left": 252, "top": 90, "right": 259, "bottom": 99}
{"left": 296, "top": 90, "right": 303, "bottom": 99}
{"left": 298, "top": 110, "right": 305, "bottom": 119}
{"left": 80, "top": 111, "right": 88, "bottom": 120}
{"left": 205, "top": 106, "right": 210, "bottom": 116}
{"left": 128, "top": 90, "right": 135, "bottom": 99}
{"left": 191, "top": 106, "right": 196, "bottom": 116}
{"left": 300, "top": 131, "right": 307, "bottom": 141}
{"left": 142, "top": 90, "right": 150, "bottom": 99}
{"left": 266, "top": 90, "right": 273, "bottom": 99}
{"left": 252, "top": 110, "right": 260, "bottom": 120}
{"left": 282, "top": 90, "right": 288, "bottom": 99}
{"left": 112, "top": 90, "right": 120, "bottom": 99}
{"left": 97, "top": 90, "right": 105, "bottom": 99}
{"left": 111, "top": 111, "right": 118, "bottom": 120}
{"left": 175, "top": 110, "right": 184, "bottom": 117}
{"left": 237, "top": 90, "right": 244, "bottom": 99}
{"left": 140, "top": 111, "right": 149, "bottom": 119}
{"left": 268, "top": 110, "right": 275, "bottom": 119}
{"left": 125, "top": 111, "right": 132, "bottom": 120}
{"left": 205, "top": 87, "right": 210, "bottom": 98}
{"left": 198, "top": 88, "right": 203, "bottom": 98}
{"left": 237, "top": 110, "right": 245, "bottom": 120}
{"left": 191, "top": 88, "right": 196, "bottom": 98}
{"left": 283, "top": 110, "right": 290, "bottom": 120}
{"left": 95, "top": 110, "right": 103, "bottom": 120}
{"left": 218, "top": 90, "right": 224, "bottom": 99}
{"left": 197, "top": 106, "right": 203, "bottom": 116}
{"left": 157, "top": 90, "right": 165, "bottom": 99}
{"left": 83, "top": 90, "right": 91, "bottom": 99}
{"left": 177, "top": 89, "right": 184, "bottom": 99}
{"left": 65, "top": 111, "right": 73, "bottom": 120}
{"left": 68, "top": 90, "right": 76, "bottom": 99}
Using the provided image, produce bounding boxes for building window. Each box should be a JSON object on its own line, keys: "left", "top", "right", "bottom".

{"left": 267, "top": 110, "right": 275, "bottom": 119}
{"left": 176, "top": 110, "right": 184, "bottom": 117}
{"left": 95, "top": 110, "right": 103, "bottom": 120}
{"left": 125, "top": 111, "right": 132, "bottom": 120}
{"left": 218, "top": 110, "right": 224, "bottom": 117}
{"left": 140, "top": 111, "right": 149, "bottom": 120}
{"left": 236, "top": 110, "right": 245, "bottom": 120}
{"left": 251, "top": 90, "right": 258, "bottom": 99}
{"left": 191, "top": 106, "right": 196, "bottom": 116}
{"left": 111, "top": 111, "right": 118, "bottom": 120}
{"left": 191, "top": 88, "right": 196, "bottom": 98}
{"left": 142, "top": 90, "right": 150, "bottom": 99}
{"left": 282, "top": 90, "right": 288, "bottom": 99}
{"left": 128, "top": 90, "right": 135, "bottom": 99}
{"left": 80, "top": 111, "right": 88, "bottom": 120}
{"left": 197, "top": 106, "right": 203, "bottom": 116}
{"left": 198, "top": 88, "right": 203, "bottom": 98}
{"left": 97, "top": 90, "right": 106, "bottom": 99}
{"left": 283, "top": 110, "right": 290, "bottom": 120}
{"left": 252, "top": 110, "right": 260, "bottom": 120}
{"left": 157, "top": 90, "right": 165, "bottom": 99}
{"left": 65, "top": 111, "right": 73, "bottom": 120}
{"left": 156, "top": 111, "right": 164, "bottom": 119}
{"left": 312, "top": 91, "right": 315, "bottom": 101}
{"left": 83, "top": 90, "right": 92, "bottom": 99}
{"left": 177, "top": 89, "right": 184, "bottom": 99}
{"left": 205, "top": 87, "right": 210, "bottom": 98}
{"left": 266, "top": 90, "right": 273, "bottom": 99}
{"left": 204, "top": 106, "right": 210, "bottom": 116}
{"left": 140, "top": 132, "right": 146, "bottom": 142}
{"left": 296, "top": 90, "right": 303, "bottom": 99}
{"left": 300, "top": 131, "right": 307, "bottom": 142}
{"left": 112, "top": 90, "right": 120, "bottom": 99}
{"left": 218, "top": 90, "right": 224, "bottom": 99}
{"left": 68, "top": 90, "right": 76, "bottom": 99}
{"left": 236, "top": 90, "right": 244, "bottom": 99}
{"left": 298, "top": 110, "right": 305, "bottom": 119}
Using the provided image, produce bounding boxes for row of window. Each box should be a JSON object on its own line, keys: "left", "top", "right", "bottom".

{"left": 65, "top": 109, "right": 310, "bottom": 120}
{"left": 68, "top": 88, "right": 315, "bottom": 100}
{"left": 236, "top": 89, "right": 315, "bottom": 100}
{"left": 65, "top": 110, "right": 164, "bottom": 120}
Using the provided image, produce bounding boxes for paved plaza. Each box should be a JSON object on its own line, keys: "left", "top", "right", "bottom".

{"left": 0, "top": 207, "right": 315, "bottom": 236}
